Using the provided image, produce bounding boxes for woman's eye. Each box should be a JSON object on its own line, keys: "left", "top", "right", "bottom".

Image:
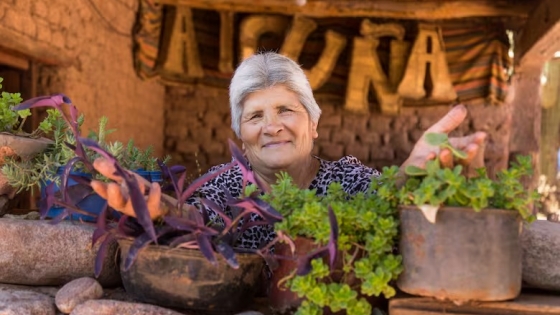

{"left": 250, "top": 113, "right": 262, "bottom": 120}
{"left": 279, "top": 108, "right": 292, "bottom": 113}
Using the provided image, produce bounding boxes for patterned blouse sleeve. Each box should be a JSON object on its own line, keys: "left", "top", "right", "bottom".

{"left": 339, "top": 156, "right": 381, "bottom": 195}
{"left": 185, "top": 163, "right": 240, "bottom": 225}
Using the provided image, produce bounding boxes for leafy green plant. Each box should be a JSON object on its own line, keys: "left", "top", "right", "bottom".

{"left": 1, "top": 111, "right": 170, "bottom": 192}
{"left": 260, "top": 170, "right": 403, "bottom": 315}
{"left": 0, "top": 77, "right": 56, "bottom": 137}
{"left": 398, "top": 132, "right": 538, "bottom": 222}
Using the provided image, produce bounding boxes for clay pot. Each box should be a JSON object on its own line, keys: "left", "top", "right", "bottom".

{"left": 118, "top": 239, "right": 264, "bottom": 313}
{"left": 398, "top": 205, "right": 522, "bottom": 303}
{"left": 269, "top": 238, "right": 387, "bottom": 314}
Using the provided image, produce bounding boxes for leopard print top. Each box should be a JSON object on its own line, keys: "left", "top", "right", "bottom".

{"left": 190, "top": 156, "right": 380, "bottom": 249}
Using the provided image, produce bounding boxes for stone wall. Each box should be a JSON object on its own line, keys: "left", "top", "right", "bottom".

{"left": 165, "top": 84, "right": 512, "bottom": 178}
{"left": 0, "top": 0, "right": 165, "bottom": 155}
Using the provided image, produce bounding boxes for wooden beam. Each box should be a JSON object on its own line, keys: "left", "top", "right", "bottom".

{"left": 516, "top": 0, "right": 560, "bottom": 66}
{"left": 0, "top": 25, "right": 74, "bottom": 66}
{"left": 0, "top": 49, "right": 29, "bottom": 70}
{"left": 155, "top": 0, "right": 533, "bottom": 20}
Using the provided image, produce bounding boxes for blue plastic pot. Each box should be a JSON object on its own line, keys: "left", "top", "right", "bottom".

{"left": 134, "top": 169, "right": 163, "bottom": 183}
{"left": 40, "top": 167, "right": 107, "bottom": 222}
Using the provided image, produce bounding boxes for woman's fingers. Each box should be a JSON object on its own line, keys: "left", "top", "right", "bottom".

{"left": 426, "top": 105, "right": 468, "bottom": 134}
{"left": 91, "top": 180, "right": 108, "bottom": 200}
{"left": 93, "top": 158, "right": 123, "bottom": 183}
{"left": 147, "top": 182, "right": 164, "bottom": 219}
{"left": 439, "top": 149, "right": 454, "bottom": 169}
{"left": 448, "top": 131, "right": 487, "bottom": 150}
{"left": 107, "top": 182, "right": 129, "bottom": 210}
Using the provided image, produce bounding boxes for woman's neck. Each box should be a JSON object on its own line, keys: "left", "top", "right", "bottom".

{"left": 252, "top": 156, "right": 319, "bottom": 192}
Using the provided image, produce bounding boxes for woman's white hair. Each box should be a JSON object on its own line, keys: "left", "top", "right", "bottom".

{"left": 229, "top": 52, "right": 322, "bottom": 137}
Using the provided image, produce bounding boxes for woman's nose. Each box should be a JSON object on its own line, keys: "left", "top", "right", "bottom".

{"left": 263, "top": 115, "right": 283, "bottom": 135}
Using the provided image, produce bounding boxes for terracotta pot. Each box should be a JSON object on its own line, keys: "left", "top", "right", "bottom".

{"left": 269, "top": 238, "right": 387, "bottom": 314}
{"left": 118, "top": 239, "right": 264, "bottom": 313}
{"left": 268, "top": 238, "right": 315, "bottom": 313}
{"left": 397, "top": 205, "right": 522, "bottom": 303}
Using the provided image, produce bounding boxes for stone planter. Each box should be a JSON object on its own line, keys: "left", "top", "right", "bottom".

{"left": 118, "top": 238, "right": 264, "bottom": 313}
{"left": 0, "top": 133, "right": 52, "bottom": 199}
{"left": 0, "top": 218, "right": 120, "bottom": 287}
{"left": 398, "top": 205, "right": 522, "bottom": 303}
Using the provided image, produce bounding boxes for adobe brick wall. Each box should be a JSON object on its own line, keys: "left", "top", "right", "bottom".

{"left": 0, "top": 0, "right": 165, "bottom": 156}
{"left": 165, "top": 84, "right": 512, "bottom": 178}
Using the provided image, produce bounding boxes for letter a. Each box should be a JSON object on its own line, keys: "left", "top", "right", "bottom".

{"left": 398, "top": 24, "right": 457, "bottom": 102}
{"left": 162, "top": 6, "right": 204, "bottom": 78}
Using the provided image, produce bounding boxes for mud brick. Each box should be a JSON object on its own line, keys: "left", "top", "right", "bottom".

{"left": 319, "top": 115, "right": 342, "bottom": 128}
{"left": 369, "top": 115, "right": 393, "bottom": 133}
{"left": 345, "top": 142, "right": 370, "bottom": 161}
{"left": 332, "top": 128, "right": 355, "bottom": 144}
{"left": 176, "top": 142, "right": 199, "bottom": 155}
{"left": 370, "top": 147, "right": 394, "bottom": 160}
{"left": 319, "top": 143, "right": 344, "bottom": 160}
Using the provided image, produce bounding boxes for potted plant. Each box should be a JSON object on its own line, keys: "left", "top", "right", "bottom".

{"left": 2, "top": 103, "right": 169, "bottom": 221}
{"left": 0, "top": 77, "right": 54, "bottom": 199}
{"left": 394, "top": 132, "right": 538, "bottom": 303}
{"left": 75, "top": 138, "right": 282, "bottom": 313}
{"left": 257, "top": 169, "right": 403, "bottom": 315}
{"left": 13, "top": 92, "right": 280, "bottom": 313}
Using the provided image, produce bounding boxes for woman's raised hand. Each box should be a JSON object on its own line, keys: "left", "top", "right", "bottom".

{"left": 402, "top": 104, "right": 487, "bottom": 173}
{"left": 90, "top": 158, "right": 166, "bottom": 220}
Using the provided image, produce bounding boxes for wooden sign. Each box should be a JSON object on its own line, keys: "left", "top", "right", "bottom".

{"left": 161, "top": 7, "right": 461, "bottom": 114}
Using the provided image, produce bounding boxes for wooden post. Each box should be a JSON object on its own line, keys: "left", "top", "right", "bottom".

{"left": 218, "top": 11, "right": 235, "bottom": 73}
{"left": 540, "top": 59, "right": 560, "bottom": 183}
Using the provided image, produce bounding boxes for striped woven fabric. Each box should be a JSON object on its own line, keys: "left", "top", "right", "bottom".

{"left": 132, "top": 6, "right": 512, "bottom": 105}
{"left": 133, "top": 0, "right": 163, "bottom": 79}
{"left": 442, "top": 21, "right": 512, "bottom": 105}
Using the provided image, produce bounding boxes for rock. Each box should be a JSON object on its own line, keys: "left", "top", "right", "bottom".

{"left": 69, "top": 300, "right": 185, "bottom": 315}
{"left": 0, "top": 283, "right": 59, "bottom": 297}
{"left": 56, "top": 277, "right": 103, "bottom": 314}
{"left": 0, "top": 287, "right": 56, "bottom": 315}
{"left": 0, "top": 218, "right": 120, "bottom": 287}
{"left": 522, "top": 220, "right": 560, "bottom": 291}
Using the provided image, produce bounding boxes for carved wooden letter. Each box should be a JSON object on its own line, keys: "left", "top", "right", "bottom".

{"left": 397, "top": 24, "right": 457, "bottom": 101}
{"left": 280, "top": 15, "right": 317, "bottom": 61}
{"left": 344, "top": 21, "right": 405, "bottom": 114}
{"left": 239, "top": 15, "right": 291, "bottom": 60}
{"left": 162, "top": 6, "right": 204, "bottom": 78}
{"left": 218, "top": 11, "right": 235, "bottom": 73}
{"left": 281, "top": 16, "right": 346, "bottom": 90}
{"left": 305, "top": 31, "right": 347, "bottom": 90}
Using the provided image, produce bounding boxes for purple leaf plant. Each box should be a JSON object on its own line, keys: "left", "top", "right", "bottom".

{"left": 16, "top": 94, "right": 338, "bottom": 280}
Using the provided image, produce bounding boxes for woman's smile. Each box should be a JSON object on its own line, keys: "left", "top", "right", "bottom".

{"left": 262, "top": 141, "right": 291, "bottom": 148}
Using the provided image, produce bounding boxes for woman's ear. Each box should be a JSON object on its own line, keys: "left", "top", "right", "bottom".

{"left": 312, "top": 121, "right": 319, "bottom": 139}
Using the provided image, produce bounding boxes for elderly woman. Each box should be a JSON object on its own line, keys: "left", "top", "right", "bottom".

{"left": 92, "top": 52, "right": 486, "bottom": 249}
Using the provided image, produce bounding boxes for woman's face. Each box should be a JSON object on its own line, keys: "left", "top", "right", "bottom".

{"left": 239, "top": 85, "right": 318, "bottom": 170}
